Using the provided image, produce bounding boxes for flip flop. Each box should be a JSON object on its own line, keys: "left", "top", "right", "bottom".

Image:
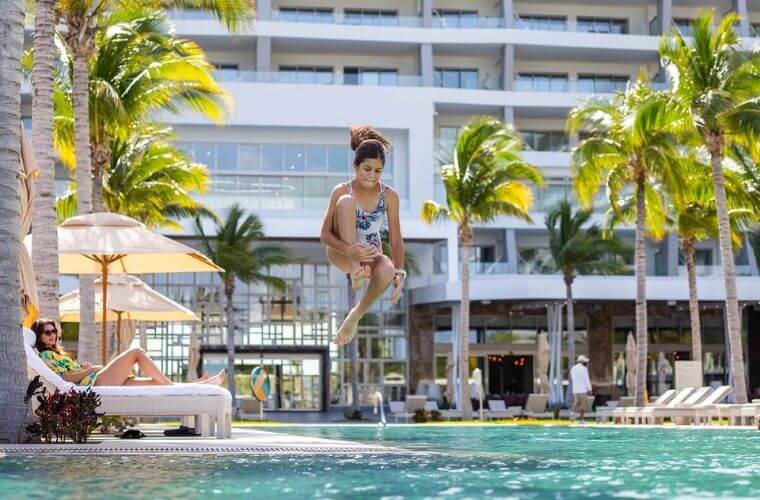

{"left": 163, "top": 425, "right": 200, "bottom": 437}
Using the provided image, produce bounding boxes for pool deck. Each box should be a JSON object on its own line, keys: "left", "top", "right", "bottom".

{"left": 0, "top": 426, "right": 403, "bottom": 455}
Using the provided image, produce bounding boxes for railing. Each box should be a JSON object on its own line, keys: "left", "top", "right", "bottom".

{"left": 471, "top": 262, "right": 512, "bottom": 275}
{"left": 678, "top": 265, "right": 755, "bottom": 277}
{"left": 214, "top": 69, "right": 420, "bottom": 87}
{"left": 271, "top": 10, "right": 423, "bottom": 27}
{"left": 432, "top": 17, "right": 505, "bottom": 29}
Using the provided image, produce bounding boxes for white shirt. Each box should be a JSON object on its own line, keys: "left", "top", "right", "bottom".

{"left": 570, "top": 363, "right": 592, "bottom": 394}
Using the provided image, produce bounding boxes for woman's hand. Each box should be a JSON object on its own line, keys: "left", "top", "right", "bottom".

{"left": 390, "top": 274, "right": 404, "bottom": 304}
{"left": 81, "top": 362, "right": 92, "bottom": 369}
{"left": 347, "top": 243, "right": 379, "bottom": 262}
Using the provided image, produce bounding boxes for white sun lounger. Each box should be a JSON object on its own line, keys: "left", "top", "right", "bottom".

{"left": 523, "top": 394, "right": 552, "bottom": 419}
{"left": 389, "top": 401, "right": 413, "bottom": 422}
{"left": 23, "top": 328, "right": 233, "bottom": 438}
{"left": 716, "top": 402, "right": 760, "bottom": 426}
{"left": 678, "top": 386, "right": 733, "bottom": 425}
{"left": 639, "top": 386, "right": 713, "bottom": 425}
{"left": 612, "top": 389, "right": 677, "bottom": 424}
{"left": 484, "top": 400, "right": 521, "bottom": 420}
{"left": 424, "top": 401, "right": 463, "bottom": 420}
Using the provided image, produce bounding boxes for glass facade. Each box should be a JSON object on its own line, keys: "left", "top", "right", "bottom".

{"left": 142, "top": 262, "right": 408, "bottom": 408}
{"left": 577, "top": 74, "right": 629, "bottom": 93}
{"left": 521, "top": 130, "right": 568, "bottom": 151}
{"left": 178, "top": 141, "right": 400, "bottom": 209}
{"left": 516, "top": 15, "right": 567, "bottom": 31}
{"left": 576, "top": 17, "right": 628, "bottom": 34}
{"left": 433, "top": 10, "right": 478, "bottom": 28}
{"left": 515, "top": 73, "right": 569, "bottom": 92}
{"left": 344, "top": 9, "right": 398, "bottom": 26}
{"left": 434, "top": 68, "right": 479, "bottom": 89}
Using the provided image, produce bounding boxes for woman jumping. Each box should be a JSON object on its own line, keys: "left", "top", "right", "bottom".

{"left": 320, "top": 126, "right": 405, "bottom": 345}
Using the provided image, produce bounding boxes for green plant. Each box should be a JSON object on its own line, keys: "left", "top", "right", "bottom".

{"left": 98, "top": 415, "right": 135, "bottom": 434}
{"left": 413, "top": 409, "right": 429, "bottom": 423}
{"left": 343, "top": 409, "right": 363, "bottom": 421}
{"left": 25, "top": 376, "right": 103, "bottom": 444}
{"left": 429, "top": 410, "right": 444, "bottom": 422}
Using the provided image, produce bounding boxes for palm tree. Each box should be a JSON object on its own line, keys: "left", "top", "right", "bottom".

{"left": 659, "top": 10, "right": 760, "bottom": 404}
{"left": 52, "top": 5, "right": 235, "bottom": 360}
{"left": 196, "top": 205, "right": 297, "bottom": 407}
{"left": 567, "top": 78, "right": 685, "bottom": 405}
{"left": 0, "top": 0, "right": 28, "bottom": 443}
{"left": 666, "top": 162, "right": 752, "bottom": 372}
{"left": 31, "top": 0, "right": 60, "bottom": 322}
{"left": 421, "top": 116, "right": 544, "bottom": 418}
{"left": 56, "top": 125, "right": 211, "bottom": 229}
{"left": 545, "top": 200, "right": 630, "bottom": 396}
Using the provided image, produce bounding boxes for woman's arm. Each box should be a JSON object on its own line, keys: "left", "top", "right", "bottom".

{"left": 385, "top": 187, "right": 405, "bottom": 271}
{"left": 61, "top": 367, "right": 98, "bottom": 384}
{"left": 320, "top": 185, "right": 376, "bottom": 261}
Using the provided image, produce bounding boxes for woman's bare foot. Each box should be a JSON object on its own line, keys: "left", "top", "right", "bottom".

{"left": 197, "top": 373, "right": 210, "bottom": 382}
{"left": 351, "top": 265, "right": 371, "bottom": 290}
{"left": 333, "top": 308, "right": 361, "bottom": 345}
{"left": 198, "top": 369, "right": 225, "bottom": 386}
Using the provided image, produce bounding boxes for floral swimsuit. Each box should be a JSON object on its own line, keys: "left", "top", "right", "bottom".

{"left": 346, "top": 181, "right": 388, "bottom": 250}
{"left": 40, "top": 351, "right": 98, "bottom": 386}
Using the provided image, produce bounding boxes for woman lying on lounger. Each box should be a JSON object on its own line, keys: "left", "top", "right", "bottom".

{"left": 32, "top": 318, "right": 224, "bottom": 387}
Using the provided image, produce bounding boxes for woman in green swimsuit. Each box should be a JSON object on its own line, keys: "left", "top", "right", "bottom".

{"left": 33, "top": 319, "right": 224, "bottom": 386}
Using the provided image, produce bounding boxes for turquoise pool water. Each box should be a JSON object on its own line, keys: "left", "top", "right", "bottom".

{"left": 2, "top": 426, "right": 760, "bottom": 498}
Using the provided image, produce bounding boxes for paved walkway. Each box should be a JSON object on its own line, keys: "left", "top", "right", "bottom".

{"left": 0, "top": 426, "right": 401, "bottom": 455}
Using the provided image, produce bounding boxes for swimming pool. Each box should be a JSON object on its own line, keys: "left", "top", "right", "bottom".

{"left": 2, "top": 426, "right": 759, "bottom": 498}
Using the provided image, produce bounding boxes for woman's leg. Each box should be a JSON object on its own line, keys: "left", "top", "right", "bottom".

{"left": 326, "top": 195, "right": 370, "bottom": 287}
{"left": 334, "top": 254, "right": 395, "bottom": 345}
{"left": 94, "top": 348, "right": 173, "bottom": 386}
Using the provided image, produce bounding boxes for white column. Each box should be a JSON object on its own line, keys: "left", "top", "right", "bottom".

{"left": 657, "top": 0, "right": 673, "bottom": 35}
{"left": 451, "top": 302, "right": 461, "bottom": 410}
{"left": 502, "top": 0, "right": 513, "bottom": 28}
{"left": 503, "top": 106, "right": 514, "bottom": 125}
{"left": 256, "top": 37, "right": 271, "bottom": 72}
{"left": 506, "top": 229, "right": 518, "bottom": 274}
{"left": 258, "top": 0, "right": 272, "bottom": 20}
{"left": 421, "top": 0, "right": 433, "bottom": 27}
{"left": 733, "top": 0, "right": 751, "bottom": 37}
{"left": 502, "top": 44, "right": 514, "bottom": 91}
{"left": 746, "top": 236, "right": 759, "bottom": 276}
{"left": 420, "top": 43, "right": 433, "bottom": 86}
{"left": 667, "top": 233, "right": 680, "bottom": 276}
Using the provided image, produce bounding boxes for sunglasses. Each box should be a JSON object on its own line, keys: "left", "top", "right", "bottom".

{"left": 42, "top": 328, "right": 57, "bottom": 335}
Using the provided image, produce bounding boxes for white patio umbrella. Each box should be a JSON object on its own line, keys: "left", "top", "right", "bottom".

{"left": 472, "top": 367, "right": 484, "bottom": 420}
{"left": 625, "top": 332, "right": 638, "bottom": 397}
{"left": 536, "top": 330, "right": 550, "bottom": 394}
{"left": 547, "top": 303, "right": 564, "bottom": 407}
{"left": 53, "top": 212, "right": 221, "bottom": 363}
{"left": 18, "top": 127, "right": 39, "bottom": 326}
{"left": 59, "top": 274, "right": 199, "bottom": 354}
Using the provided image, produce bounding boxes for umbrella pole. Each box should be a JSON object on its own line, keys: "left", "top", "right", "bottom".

{"left": 116, "top": 311, "right": 122, "bottom": 354}
{"left": 101, "top": 261, "right": 108, "bottom": 365}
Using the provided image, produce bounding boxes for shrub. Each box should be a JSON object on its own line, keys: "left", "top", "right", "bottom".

{"left": 413, "top": 409, "right": 428, "bottom": 423}
{"left": 25, "top": 376, "right": 103, "bottom": 444}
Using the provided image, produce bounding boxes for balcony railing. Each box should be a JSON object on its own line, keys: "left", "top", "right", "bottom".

{"left": 471, "top": 262, "right": 511, "bottom": 274}
{"left": 214, "top": 69, "right": 425, "bottom": 87}
{"left": 432, "top": 17, "right": 505, "bottom": 29}
{"left": 271, "top": 10, "right": 423, "bottom": 27}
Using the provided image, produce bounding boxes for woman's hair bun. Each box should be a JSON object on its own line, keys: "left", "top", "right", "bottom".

{"left": 349, "top": 125, "right": 391, "bottom": 152}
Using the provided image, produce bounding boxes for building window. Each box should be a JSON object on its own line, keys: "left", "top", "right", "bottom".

{"left": 518, "top": 247, "right": 555, "bottom": 274}
{"left": 433, "top": 10, "right": 478, "bottom": 28}
{"left": 673, "top": 18, "right": 694, "bottom": 37}
{"left": 576, "top": 17, "right": 628, "bottom": 34}
{"left": 751, "top": 23, "right": 760, "bottom": 37}
{"left": 279, "top": 66, "right": 334, "bottom": 85}
{"left": 577, "top": 74, "right": 629, "bottom": 93}
{"left": 344, "top": 67, "right": 399, "bottom": 86}
{"left": 277, "top": 7, "right": 333, "bottom": 23}
{"left": 515, "top": 15, "right": 566, "bottom": 31}
{"left": 521, "top": 131, "right": 568, "bottom": 152}
{"left": 515, "top": 73, "right": 568, "bottom": 92}
{"left": 343, "top": 9, "right": 398, "bottom": 26}
{"left": 179, "top": 141, "right": 397, "bottom": 209}
{"left": 434, "top": 68, "right": 478, "bottom": 89}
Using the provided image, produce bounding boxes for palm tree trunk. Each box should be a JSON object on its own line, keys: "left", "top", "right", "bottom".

{"left": 91, "top": 143, "right": 109, "bottom": 213}
{"left": 634, "top": 179, "right": 648, "bottom": 406}
{"left": 30, "top": 0, "right": 60, "bottom": 322}
{"left": 72, "top": 49, "right": 98, "bottom": 363}
{"left": 682, "top": 238, "right": 703, "bottom": 373}
{"left": 225, "top": 280, "right": 237, "bottom": 409}
{"left": 565, "top": 278, "right": 576, "bottom": 405}
{"left": 459, "top": 233, "right": 473, "bottom": 419}
{"left": 0, "top": 0, "right": 29, "bottom": 443}
{"left": 347, "top": 276, "right": 360, "bottom": 413}
{"left": 709, "top": 137, "right": 748, "bottom": 404}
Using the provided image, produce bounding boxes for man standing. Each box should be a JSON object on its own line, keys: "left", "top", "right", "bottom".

{"left": 570, "top": 355, "right": 592, "bottom": 424}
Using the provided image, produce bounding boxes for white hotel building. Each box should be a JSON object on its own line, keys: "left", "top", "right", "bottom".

{"left": 22, "top": 0, "right": 760, "bottom": 411}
